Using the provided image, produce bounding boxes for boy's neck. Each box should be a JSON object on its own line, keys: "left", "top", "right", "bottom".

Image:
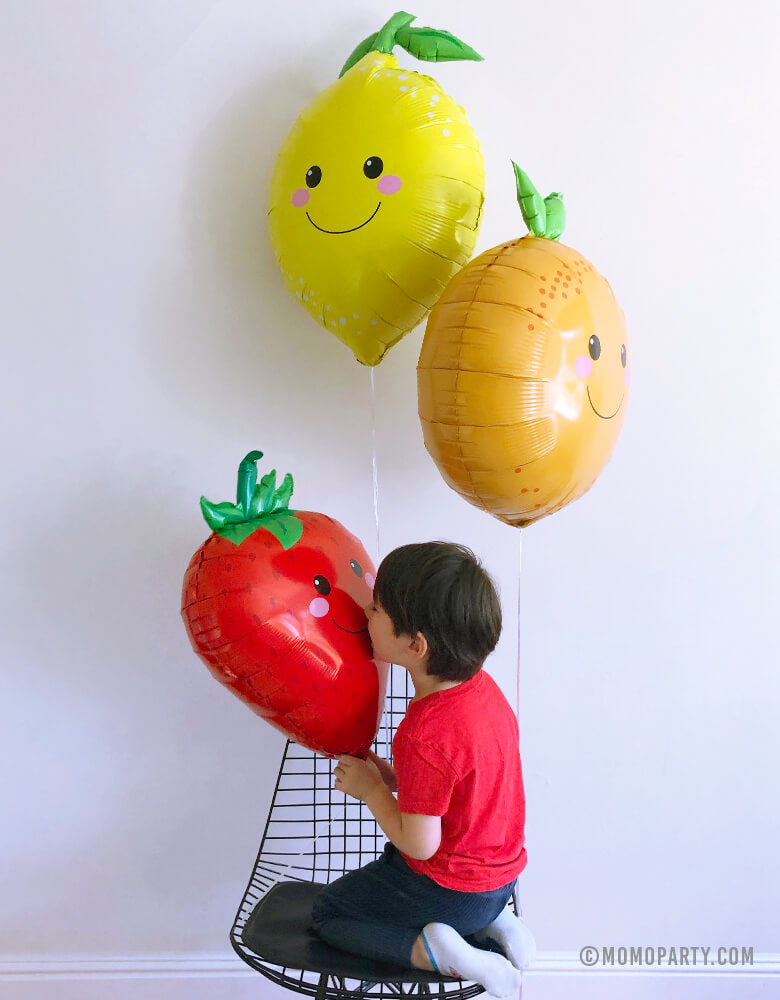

{"left": 407, "top": 662, "right": 463, "bottom": 702}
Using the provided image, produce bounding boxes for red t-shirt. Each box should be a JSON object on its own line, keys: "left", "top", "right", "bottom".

{"left": 392, "top": 669, "right": 527, "bottom": 891}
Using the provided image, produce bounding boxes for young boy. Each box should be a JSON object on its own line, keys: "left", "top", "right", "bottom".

{"left": 311, "top": 542, "right": 535, "bottom": 997}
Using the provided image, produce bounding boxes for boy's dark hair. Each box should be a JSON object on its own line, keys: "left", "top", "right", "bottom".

{"left": 373, "top": 541, "right": 502, "bottom": 681}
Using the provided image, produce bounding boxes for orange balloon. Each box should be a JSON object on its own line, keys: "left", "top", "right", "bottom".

{"left": 418, "top": 166, "right": 630, "bottom": 528}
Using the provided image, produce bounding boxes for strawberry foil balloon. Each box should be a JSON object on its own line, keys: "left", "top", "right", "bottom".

{"left": 181, "top": 451, "right": 388, "bottom": 758}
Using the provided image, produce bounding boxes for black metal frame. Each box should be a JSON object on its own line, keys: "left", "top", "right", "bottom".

{"left": 230, "top": 666, "right": 515, "bottom": 1000}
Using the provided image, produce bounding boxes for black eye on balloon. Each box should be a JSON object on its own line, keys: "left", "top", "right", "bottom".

{"left": 363, "top": 156, "right": 384, "bottom": 179}
{"left": 621, "top": 344, "right": 627, "bottom": 368}
{"left": 588, "top": 335, "right": 602, "bottom": 361}
{"left": 306, "top": 165, "right": 322, "bottom": 188}
{"left": 313, "top": 575, "right": 331, "bottom": 595}
{"left": 350, "top": 559, "right": 364, "bottom": 578}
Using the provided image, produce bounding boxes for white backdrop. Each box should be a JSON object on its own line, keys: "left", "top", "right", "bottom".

{"left": 2, "top": 2, "right": 779, "bottom": 998}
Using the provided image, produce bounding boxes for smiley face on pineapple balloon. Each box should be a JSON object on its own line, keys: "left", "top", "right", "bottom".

{"left": 269, "top": 12, "right": 485, "bottom": 366}
{"left": 418, "top": 165, "right": 630, "bottom": 528}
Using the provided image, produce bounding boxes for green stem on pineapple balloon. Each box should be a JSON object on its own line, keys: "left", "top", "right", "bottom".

{"left": 200, "top": 451, "right": 303, "bottom": 549}
{"left": 339, "top": 11, "right": 483, "bottom": 78}
{"left": 512, "top": 162, "right": 566, "bottom": 241}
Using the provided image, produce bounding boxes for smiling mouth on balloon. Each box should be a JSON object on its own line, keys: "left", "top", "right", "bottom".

{"left": 306, "top": 203, "right": 381, "bottom": 234}
{"left": 587, "top": 387, "right": 624, "bottom": 420}
{"left": 332, "top": 619, "right": 369, "bottom": 635}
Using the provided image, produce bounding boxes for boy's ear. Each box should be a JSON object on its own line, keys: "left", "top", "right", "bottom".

{"left": 409, "top": 631, "right": 429, "bottom": 661}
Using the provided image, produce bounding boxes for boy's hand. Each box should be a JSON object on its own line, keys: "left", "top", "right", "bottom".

{"left": 366, "top": 749, "right": 398, "bottom": 792}
{"left": 333, "top": 755, "right": 384, "bottom": 802}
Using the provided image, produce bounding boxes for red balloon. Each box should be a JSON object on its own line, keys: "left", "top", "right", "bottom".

{"left": 181, "top": 451, "right": 388, "bottom": 758}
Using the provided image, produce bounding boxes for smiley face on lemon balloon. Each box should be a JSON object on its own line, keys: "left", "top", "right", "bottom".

{"left": 268, "top": 12, "right": 485, "bottom": 366}
{"left": 418, "top": 165, "right": 630, "bottom": 528}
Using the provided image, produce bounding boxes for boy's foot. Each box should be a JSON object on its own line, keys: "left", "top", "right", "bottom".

{"left": 471, "top": 906, "right": 537, "bottom": 970}
{"left": 420, "top": 922, "right": 523, "bottom": 998}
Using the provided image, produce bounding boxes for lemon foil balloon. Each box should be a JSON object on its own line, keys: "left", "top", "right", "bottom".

{"left": 418, "top": 166, "right": 630, "bottom": 528}
{"left": 269, "top": 11, "right": 485, "bottom": 366}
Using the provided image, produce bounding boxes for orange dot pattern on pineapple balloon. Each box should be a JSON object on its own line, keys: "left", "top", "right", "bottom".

{"left": 512, "top": 256, "right": 599, "bottom": 512}
{"left": 523, "top": 260, "right": 591, "bottom": 323}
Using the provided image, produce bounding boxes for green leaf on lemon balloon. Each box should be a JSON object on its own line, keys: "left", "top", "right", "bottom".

{"left": 339, "top": 32, "right": 379, "bottom": 78}
{"left": 339, "top": 13, "right": 482, "bottom": 76}
{"left": 396, "top": 27, "right": 483, "bottom": 62}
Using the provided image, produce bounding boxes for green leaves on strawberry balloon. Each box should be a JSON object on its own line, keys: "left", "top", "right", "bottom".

{"left": 200, "top": 450, "right": 303, "bottom": 549}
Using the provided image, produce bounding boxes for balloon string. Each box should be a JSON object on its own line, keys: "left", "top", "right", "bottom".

{"left": 516, "top": 528, "right": 523, "bottom": 726}
{"left": 369, "top": 367, "right": 393, "bottom": 758}
{"left": 369, "top": 367, "right": 381, "bottom": 566}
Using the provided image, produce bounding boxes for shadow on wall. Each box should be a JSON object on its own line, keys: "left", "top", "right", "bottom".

{"left": 148, "top": 65, "right": 371, "bottom": 430}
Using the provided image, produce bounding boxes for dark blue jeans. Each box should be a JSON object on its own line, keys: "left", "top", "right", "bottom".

{"left": 311, "top": 842, "right": 516, "bottom": 967}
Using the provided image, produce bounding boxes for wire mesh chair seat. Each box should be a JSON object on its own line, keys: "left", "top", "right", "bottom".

{"left": 230, "top": 665, "right": 496, "bottom": 1000}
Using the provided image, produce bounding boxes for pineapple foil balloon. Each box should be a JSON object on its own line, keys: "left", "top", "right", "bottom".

{"left": 418, "top": 165, "right": 630, "bottom": 528}
{"left": 268, "top": 11, "right": 485, "bottom": 366}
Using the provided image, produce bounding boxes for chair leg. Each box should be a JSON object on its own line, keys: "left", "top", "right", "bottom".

{"left": 315, "top": 972, "right": 327, "bottom": 1000}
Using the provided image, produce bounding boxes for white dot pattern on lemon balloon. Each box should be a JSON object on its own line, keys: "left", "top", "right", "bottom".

{"left": 443, "top": 129, "right": 450, "bottom": 136}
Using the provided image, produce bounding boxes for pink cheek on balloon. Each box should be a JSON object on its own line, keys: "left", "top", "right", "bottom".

{"left": 575, "top": 355, "right": 593, "bottom": 379}
{"left": 291, "top": 188, "right": 310, "bottom": 208}
{"left": 309, "top": 597, "right": 329, "bottom": 618}
{"left": 377, "top": 175, "right": 402, "bottom": 195}
{"left": 625, "top": 366, "right": 632, "bottom": 387}
{"left": 365, "top": 572, "right": 376, "bottom": 590}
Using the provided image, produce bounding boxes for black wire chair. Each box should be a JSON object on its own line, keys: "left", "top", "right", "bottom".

{"left": 231, "top": 664, "right": 520, "bottom": 1000}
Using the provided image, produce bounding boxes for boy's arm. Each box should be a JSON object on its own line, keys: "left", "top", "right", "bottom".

{"left": 364, "top": 783, "right": 441, "bottom": 861}
{"left": 366, "top": 749, "right": 397, "bottom": 791}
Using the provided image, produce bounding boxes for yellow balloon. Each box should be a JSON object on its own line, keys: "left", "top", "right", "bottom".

{"left": 418, "top": 166, "right": 630, "bottom": 528}
{"left": 268, "top": 13, "right": 485, "bottom": 366}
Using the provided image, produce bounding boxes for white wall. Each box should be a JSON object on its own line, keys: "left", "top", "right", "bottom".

{"left": 2, "top": 1, "right": 778, "bottom": 998}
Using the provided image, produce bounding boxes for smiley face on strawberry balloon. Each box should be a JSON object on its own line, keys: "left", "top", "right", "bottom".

{"left": 181, "top": 451, "right": 388, "bottom": 758}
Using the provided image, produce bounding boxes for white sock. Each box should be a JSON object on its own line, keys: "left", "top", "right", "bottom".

{"left": 471, "top": 906, "right": 537, "bottom": 970}
{"left": 421, "top": 922, "right": 523, "bottom": 998}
